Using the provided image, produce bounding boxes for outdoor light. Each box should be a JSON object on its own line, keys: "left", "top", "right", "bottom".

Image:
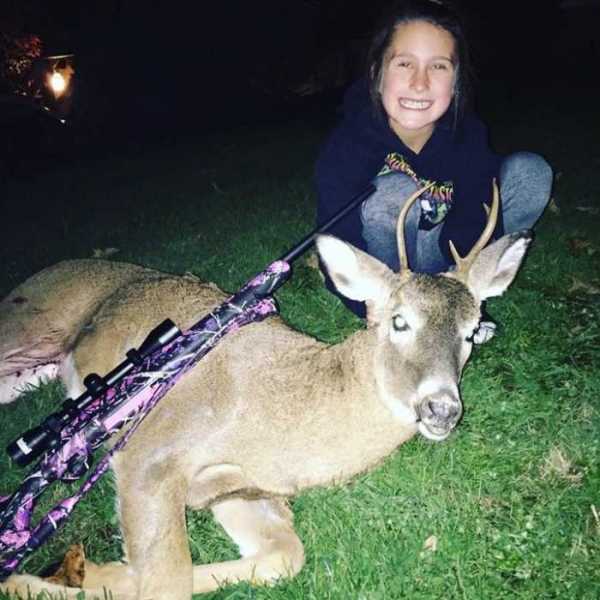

{"left": 43, "top": 55, "right": 74, "bottom": 99}
{"left": 35, "top": 53, "right": 75, "bottom": 119}
{"left": 48, "top": 70, "right": 67, "bottom": 96}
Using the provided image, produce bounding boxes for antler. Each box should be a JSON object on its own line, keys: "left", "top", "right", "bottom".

{"left": 448, "top": 179, "right": 499, "bottom": 279}
{"left": 397, "top": 183, "right": 434, "bottom": 272}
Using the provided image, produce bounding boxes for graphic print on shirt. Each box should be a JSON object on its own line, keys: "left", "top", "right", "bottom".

{"left": 378, "top": 153, "right": 454, "bottom": 228}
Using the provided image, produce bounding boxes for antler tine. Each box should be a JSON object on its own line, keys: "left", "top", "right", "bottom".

{"left": 397, "top": 183, "right": 434, "bottom": 273}
{"left": 449, "top": 179, "right": 500, "bottom": 278}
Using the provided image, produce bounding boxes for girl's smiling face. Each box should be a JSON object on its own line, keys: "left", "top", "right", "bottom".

{"left": 379, "top": 19, "right": 457, "bottom": 152}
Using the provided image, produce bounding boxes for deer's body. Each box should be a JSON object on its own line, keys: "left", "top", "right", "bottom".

{"left": 0, "top": 187, "right": 532, "bottom": 599}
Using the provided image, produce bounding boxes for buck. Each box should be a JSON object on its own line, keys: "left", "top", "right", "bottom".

{"left": 0, "top": 186, "right": 531, "bottom": 599}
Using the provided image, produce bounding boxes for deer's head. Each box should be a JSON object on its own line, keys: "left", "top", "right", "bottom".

{"left": 317, "top": 183, "right": 532, "bottom": 441}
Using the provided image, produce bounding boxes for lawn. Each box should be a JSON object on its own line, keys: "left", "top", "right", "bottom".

{"left": 0, "top": 81, "right": 599, "bottom": 599}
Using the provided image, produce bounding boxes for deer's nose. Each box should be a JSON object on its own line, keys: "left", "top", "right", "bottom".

{"left": 418, "top": 390, "right": 462, "bottom": 431}
{"left": 426, "top": 398, "right": 458, "bottom": 420}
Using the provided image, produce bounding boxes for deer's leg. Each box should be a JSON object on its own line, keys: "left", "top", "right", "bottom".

{"left": 1, "top": 571, "right": 134, "bottom": 600}
{"left": 44, "top": 543, "right": 136, "bottom": 598}
{"left": 81, "top": 559, "right": 137, "bottom": 598}
{"left": 1, "top": 466, "right": 188, "bottom": 600}
{"left": 1, "top": 531, "right": 135, "bottom": 599}
{"left": 192, "top": 497, "right": 305, "bottom": 593}
{"left": 116, "top": 468, "right": 193, "bottom": 600}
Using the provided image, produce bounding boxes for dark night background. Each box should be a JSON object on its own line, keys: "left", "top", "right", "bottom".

{"left": 1, "top": 0, "right": 599, "bottom": 171}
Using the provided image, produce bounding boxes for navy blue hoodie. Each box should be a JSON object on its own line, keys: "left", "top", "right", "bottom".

{"left": 315, "top": 79, "right": 503, "bottom": 316}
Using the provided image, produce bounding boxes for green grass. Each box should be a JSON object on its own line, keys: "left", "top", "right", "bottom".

{"left": 0, "top": 88, "right": 599, "bottom": 599}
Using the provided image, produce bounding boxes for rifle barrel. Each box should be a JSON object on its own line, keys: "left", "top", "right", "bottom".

{"left": 278, "top": 184, "right": 376, "bottom": 264}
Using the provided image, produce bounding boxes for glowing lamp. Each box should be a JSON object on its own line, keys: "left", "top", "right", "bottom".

{"left": 49, "top": 71, "right": 67, "bottom": 96}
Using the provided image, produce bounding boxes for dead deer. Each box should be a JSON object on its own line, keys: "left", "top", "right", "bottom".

{"left": 0, "top": 185, "right": 531, "bottom": 599}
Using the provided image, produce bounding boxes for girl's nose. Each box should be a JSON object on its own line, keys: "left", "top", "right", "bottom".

{"left": 410, "top": 67, "right": 429, "bottom": 92}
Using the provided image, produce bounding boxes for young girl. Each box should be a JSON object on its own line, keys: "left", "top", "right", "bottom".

{"left": 315, "top": 0, "right": 552, "bottom": 330}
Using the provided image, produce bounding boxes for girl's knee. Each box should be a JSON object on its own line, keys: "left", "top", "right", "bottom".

{"left": 373, "top": 171, "right": 418, "bottom": 195}
{"left": 500, "top": 152, "right": 553, "bottom": 232}
{"left": 362, "top": 172, "right": 418, "bottom": 225}
{"left": 501, "top": 151, "right": 553, "bottom": 186}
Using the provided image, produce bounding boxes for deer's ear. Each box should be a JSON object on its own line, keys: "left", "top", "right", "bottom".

{"left": 466, "top": 230, "right": 533, "bottom": 301}
{"left": 316, "top": 234, "right": 393, "bottom": 303}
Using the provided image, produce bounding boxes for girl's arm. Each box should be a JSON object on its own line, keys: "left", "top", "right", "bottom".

{"left": 438, "top": 117, "right": 503, "bottom": 262}
{"left": 314, "top": 117, "right": 383, "bottom": 318}
{"left": 315, "top": 124, "right": 378, "bottom": 252}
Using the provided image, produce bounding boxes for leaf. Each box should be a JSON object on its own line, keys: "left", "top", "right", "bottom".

{"left": 43, "top": 544, "right": 86, "bottom": 586}
{"left": 575, "top": 205, "right": 600, "bottom": 216}
{"left": 92, "top": 247, "right": 120, "bottom": 258}
{"left": 592, "top": 505, "right": 600, "bottom": 536}
{"left": 548, "top": 198, "right": 560, "bottom": 215}
{"left": 540, "top": 447, "right": 583, "bottom": 485}
{"left": 423, "top": 535, "right": 438, "bottom": 552}
{"left": 211, "top": 181, "right": 226, "bottom": 194}
{"left": 569, "top": 277, "right": 600, "bottom": 296}
{"left": 567, "top": 238, "right": 593, "bottom": 256}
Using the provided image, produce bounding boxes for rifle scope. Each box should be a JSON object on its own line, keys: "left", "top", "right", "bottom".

{"left": 6, "top": 318, "right": 180, "bottom": 467}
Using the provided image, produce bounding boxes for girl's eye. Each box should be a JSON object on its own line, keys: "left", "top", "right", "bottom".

{"left": 431, "top": 63, "right": 449, "bottom": 71}
{"left": 392, "top": 315, "right": 410, "bottom": 332}
{"left": 395, "top": 60, "right": 412, "bottom": 69}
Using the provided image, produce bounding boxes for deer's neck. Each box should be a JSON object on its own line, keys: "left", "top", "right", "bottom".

{"left": 261, "top": 328, "right": 417, "bottom": 490}
{"left": 324, "top": 327, "right": 379, "bottom": 389}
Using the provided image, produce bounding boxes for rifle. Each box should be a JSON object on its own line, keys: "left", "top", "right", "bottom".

{"left": 0, "top": 184, "right": 375, "bottom": 580}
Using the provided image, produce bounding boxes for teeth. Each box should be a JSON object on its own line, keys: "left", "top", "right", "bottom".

{"left": 400, "top": 99, "right": 431, "bottom": 109}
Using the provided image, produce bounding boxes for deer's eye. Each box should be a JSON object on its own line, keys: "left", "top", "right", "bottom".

{"left": 392, "top": 315, "right": 410, "bottom": 332}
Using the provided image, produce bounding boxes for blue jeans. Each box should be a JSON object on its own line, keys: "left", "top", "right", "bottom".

{"left": 360, "top": 152, "right": 553, "bottom": 273}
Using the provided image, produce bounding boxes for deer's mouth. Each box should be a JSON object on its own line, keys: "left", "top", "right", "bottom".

{"left": 417, "top": 420, "right": 453, "bottom": 441}
{"left": 416, "top": 390, "right": 462, "bottom": 442}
